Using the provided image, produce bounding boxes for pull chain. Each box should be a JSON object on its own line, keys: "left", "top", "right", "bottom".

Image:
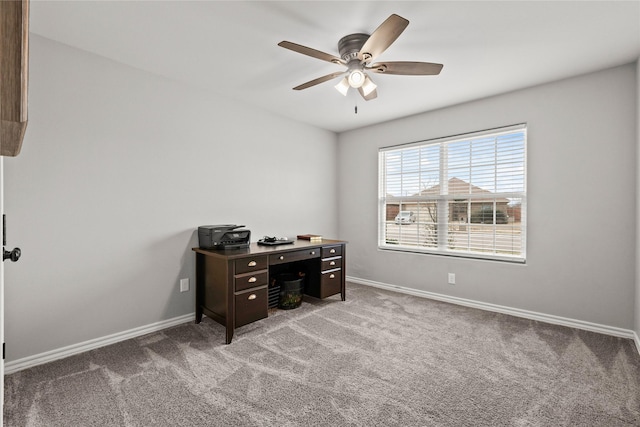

{"left": 351, "top": 89, "right": 358, "bottom": 114}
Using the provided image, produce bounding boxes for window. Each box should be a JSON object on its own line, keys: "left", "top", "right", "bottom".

{"left": 378, "top": 124, "right": 526, "bottom": 262}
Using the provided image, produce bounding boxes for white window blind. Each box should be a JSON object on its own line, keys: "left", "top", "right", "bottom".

{"left": 378, "top": 124, "right": 526, "bottom": 262}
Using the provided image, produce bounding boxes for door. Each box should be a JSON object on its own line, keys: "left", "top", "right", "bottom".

{"left": 1, "top": 159, "right": 21, "bottom": 426}
{"left": 1, "top": 1, "right": 29, "bottom": 422}
{"left": 1, "top": 157, "right": 4, "bottom": 426}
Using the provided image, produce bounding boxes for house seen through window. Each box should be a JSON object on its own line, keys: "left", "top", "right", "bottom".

{"left": 378, "top": 124, "right": 526, "bottom": 262}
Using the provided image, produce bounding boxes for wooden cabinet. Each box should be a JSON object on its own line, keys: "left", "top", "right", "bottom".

{"left": 269, "top": 247, "right": 321, "bottom": 265}
{"left": 1, "top": 0, "right": 29, "bottom": 157}
{"left": 319, "top": 269, "right": 342, "bottom": 299}
{"left": 234, "top": 287, "right": 268, "bottom": 327}
{"left": 234, "top": 270, "right": 269, "bottom": 292}
{"left": 234, "top": 256, "right": 268, "bottom": 274}
{"left": 305, "top": 244, "right": 345, "bottom": 299}
{"left": 322, "top": 245, "right": 342, "bottom": 258}
{"left": 233, "top": 256, "right": 268, "bottom": 327}
{"left": 321, "top": 257, "right": 342, "bottom": 270}
{"left": 193, "top": 239, "right": 346, "bottom": 344}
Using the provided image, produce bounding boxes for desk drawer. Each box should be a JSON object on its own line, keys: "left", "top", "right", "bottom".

{"left": 235, "top": 270, "right": 268, "bottom": 292}
{"left": 320, "top": 268, "right": 342, "bottom": 298}
{"left": 321, "top": 256, "right": 342, "bottom": 271}
{"left": 322, "top": 245, "right": 342, "bottom": 258}
{"left": 270, "top": 248, "right": 320, "bottom": 265}
{"left": 235, "top": 256, "right": 268, "bottom": 275}
{"left": 235, "top": 286, "right": 268, "bottom": 327}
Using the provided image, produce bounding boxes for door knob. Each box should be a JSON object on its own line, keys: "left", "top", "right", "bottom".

{"left": 3, "top": 247, "right": 21, "bottom": 262}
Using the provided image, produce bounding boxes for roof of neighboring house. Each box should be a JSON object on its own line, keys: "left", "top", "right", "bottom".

{"left": 414, "top": 177, "right": 510, "bottom": 203}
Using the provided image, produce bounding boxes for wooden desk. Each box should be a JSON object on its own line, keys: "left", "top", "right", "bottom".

{"left": 192, "top": 239, "right": 346, "bottom": 344}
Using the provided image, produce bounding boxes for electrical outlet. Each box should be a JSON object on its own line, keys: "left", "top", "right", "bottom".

{"left": 180, "top": 278, "right": 189, "bottom": 292}
{"left": 448, "top": 273, "right": 456, "bottom": 285}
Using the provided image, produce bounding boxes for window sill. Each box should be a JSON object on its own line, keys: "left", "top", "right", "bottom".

{"left": 378, "top": 244, "right": 526, "bottom": 264}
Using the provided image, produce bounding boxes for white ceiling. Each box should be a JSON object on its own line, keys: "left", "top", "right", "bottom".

{"left": 30, "top": 1, "right": 640, "bottom": 133}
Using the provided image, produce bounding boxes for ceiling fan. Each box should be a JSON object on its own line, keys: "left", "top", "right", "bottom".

{"left": 278, "top": 14, "right": 443, "bottom": 101}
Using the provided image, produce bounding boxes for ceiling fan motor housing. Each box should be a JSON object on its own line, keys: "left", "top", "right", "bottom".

{"left": 338, "top": 33, "right": 370, "bottom": 63}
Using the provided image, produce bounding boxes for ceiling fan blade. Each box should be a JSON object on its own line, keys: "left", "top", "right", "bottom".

{"left": 368, "top": 61, "right": 443, "bottom": 75}
{"left": 358, "top": 86, "right": 377, "bottom": 101}
{"left": 278, "top": 41, "right": 345, "bottom": 65}
{"left": 358, "top": 14, "right": 409, "bottom": 63}
{"left": 292, "top": 71, "right": 346, "bottom": 90}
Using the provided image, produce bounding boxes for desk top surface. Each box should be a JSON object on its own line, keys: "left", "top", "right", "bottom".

{"left": 192, "top": 239, "right": 346, "bottom": 260}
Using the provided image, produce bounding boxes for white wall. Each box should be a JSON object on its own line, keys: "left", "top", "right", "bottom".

{"left": 338, "top": 64, "right": 637, "bottom": 330}
{"left": 3, "top": 36, "right": 338, "bottom": 362}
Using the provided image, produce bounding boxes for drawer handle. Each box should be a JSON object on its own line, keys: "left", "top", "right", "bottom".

{"left": 248, "top": 261, "right": 257, "bottom": 267}
{"left": 329, "top": 274, "right": 335, "bottom": 279}
{"left": 279, "top": 255, "right": 284, "bottom": 260}
{"left": 248, "top": 277, "right": 257, "bottom": 283}
{"left": 248, "top": 294, "right": 257, "bottom": 300}
{"left": 329, "top": 261, "right": 336, "bottom": 266}
{"left": 310, "top": 251, "right": 315, "bottom": 255}
{"left": 330, "top": 248, "right": 336, "bottom": 254}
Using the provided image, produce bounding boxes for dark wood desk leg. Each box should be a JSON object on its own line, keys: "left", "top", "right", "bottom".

{"left": 341, "top": 247, "right": 346, "bottom": 301}
{"left": 225, "top": 309, "right": 234, "bottom": 344}
{"left": 195, "top": 253, "right": 204, "bottom": 323}
{"left": 226, "top": 271, "right": 234, "bottom": 344}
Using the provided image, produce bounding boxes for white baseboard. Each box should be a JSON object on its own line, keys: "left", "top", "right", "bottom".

{"left": 4, "top": 313, "right": 194, "bottom": 375}
{"left": 5, "top": 281, "right": 640, "bottom": 374}
{"left": 347, "top": 276, "right": 639, "bottom": 352}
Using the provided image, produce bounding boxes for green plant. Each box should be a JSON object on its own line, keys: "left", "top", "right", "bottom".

{"left": 280, "top": 292, "right": 302, "bottom": 309}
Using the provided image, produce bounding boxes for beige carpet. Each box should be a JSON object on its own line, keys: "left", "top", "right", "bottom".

{"left": 4, "top": 282, "right": 640, "bottom": 426}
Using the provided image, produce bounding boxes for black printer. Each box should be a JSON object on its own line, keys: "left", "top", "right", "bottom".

{"left": 198, "top": 225, "right": 251, "bottom": 250}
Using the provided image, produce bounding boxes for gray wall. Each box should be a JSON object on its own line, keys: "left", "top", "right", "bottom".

{"left": 637, "top": 61, "right": 640, "bottom": 343}
{"left": 3, "top": 36, "right": 338, "bottom": 362}
{"left": 4, "top": 35, "right": 638, "bottom": 363}
{"left": 338, "top": 64, "right": 637, "bottom": 330}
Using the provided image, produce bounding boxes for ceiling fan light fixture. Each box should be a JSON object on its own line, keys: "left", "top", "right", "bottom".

{"left": 334, "top": 76, "right": 350, "bottom": 96}
{"left": 279, "top": 14, "right": 443, "bottom": 102}
{"left": 348, "top": 69, "right": 365, "bottom": 88}
{"left": 361, "top": 75, "right": 377, "bottom": 96}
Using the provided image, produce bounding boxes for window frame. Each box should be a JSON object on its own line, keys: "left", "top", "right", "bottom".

{"left": 378, "top": 124, "right": 527, "bottom": 263}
